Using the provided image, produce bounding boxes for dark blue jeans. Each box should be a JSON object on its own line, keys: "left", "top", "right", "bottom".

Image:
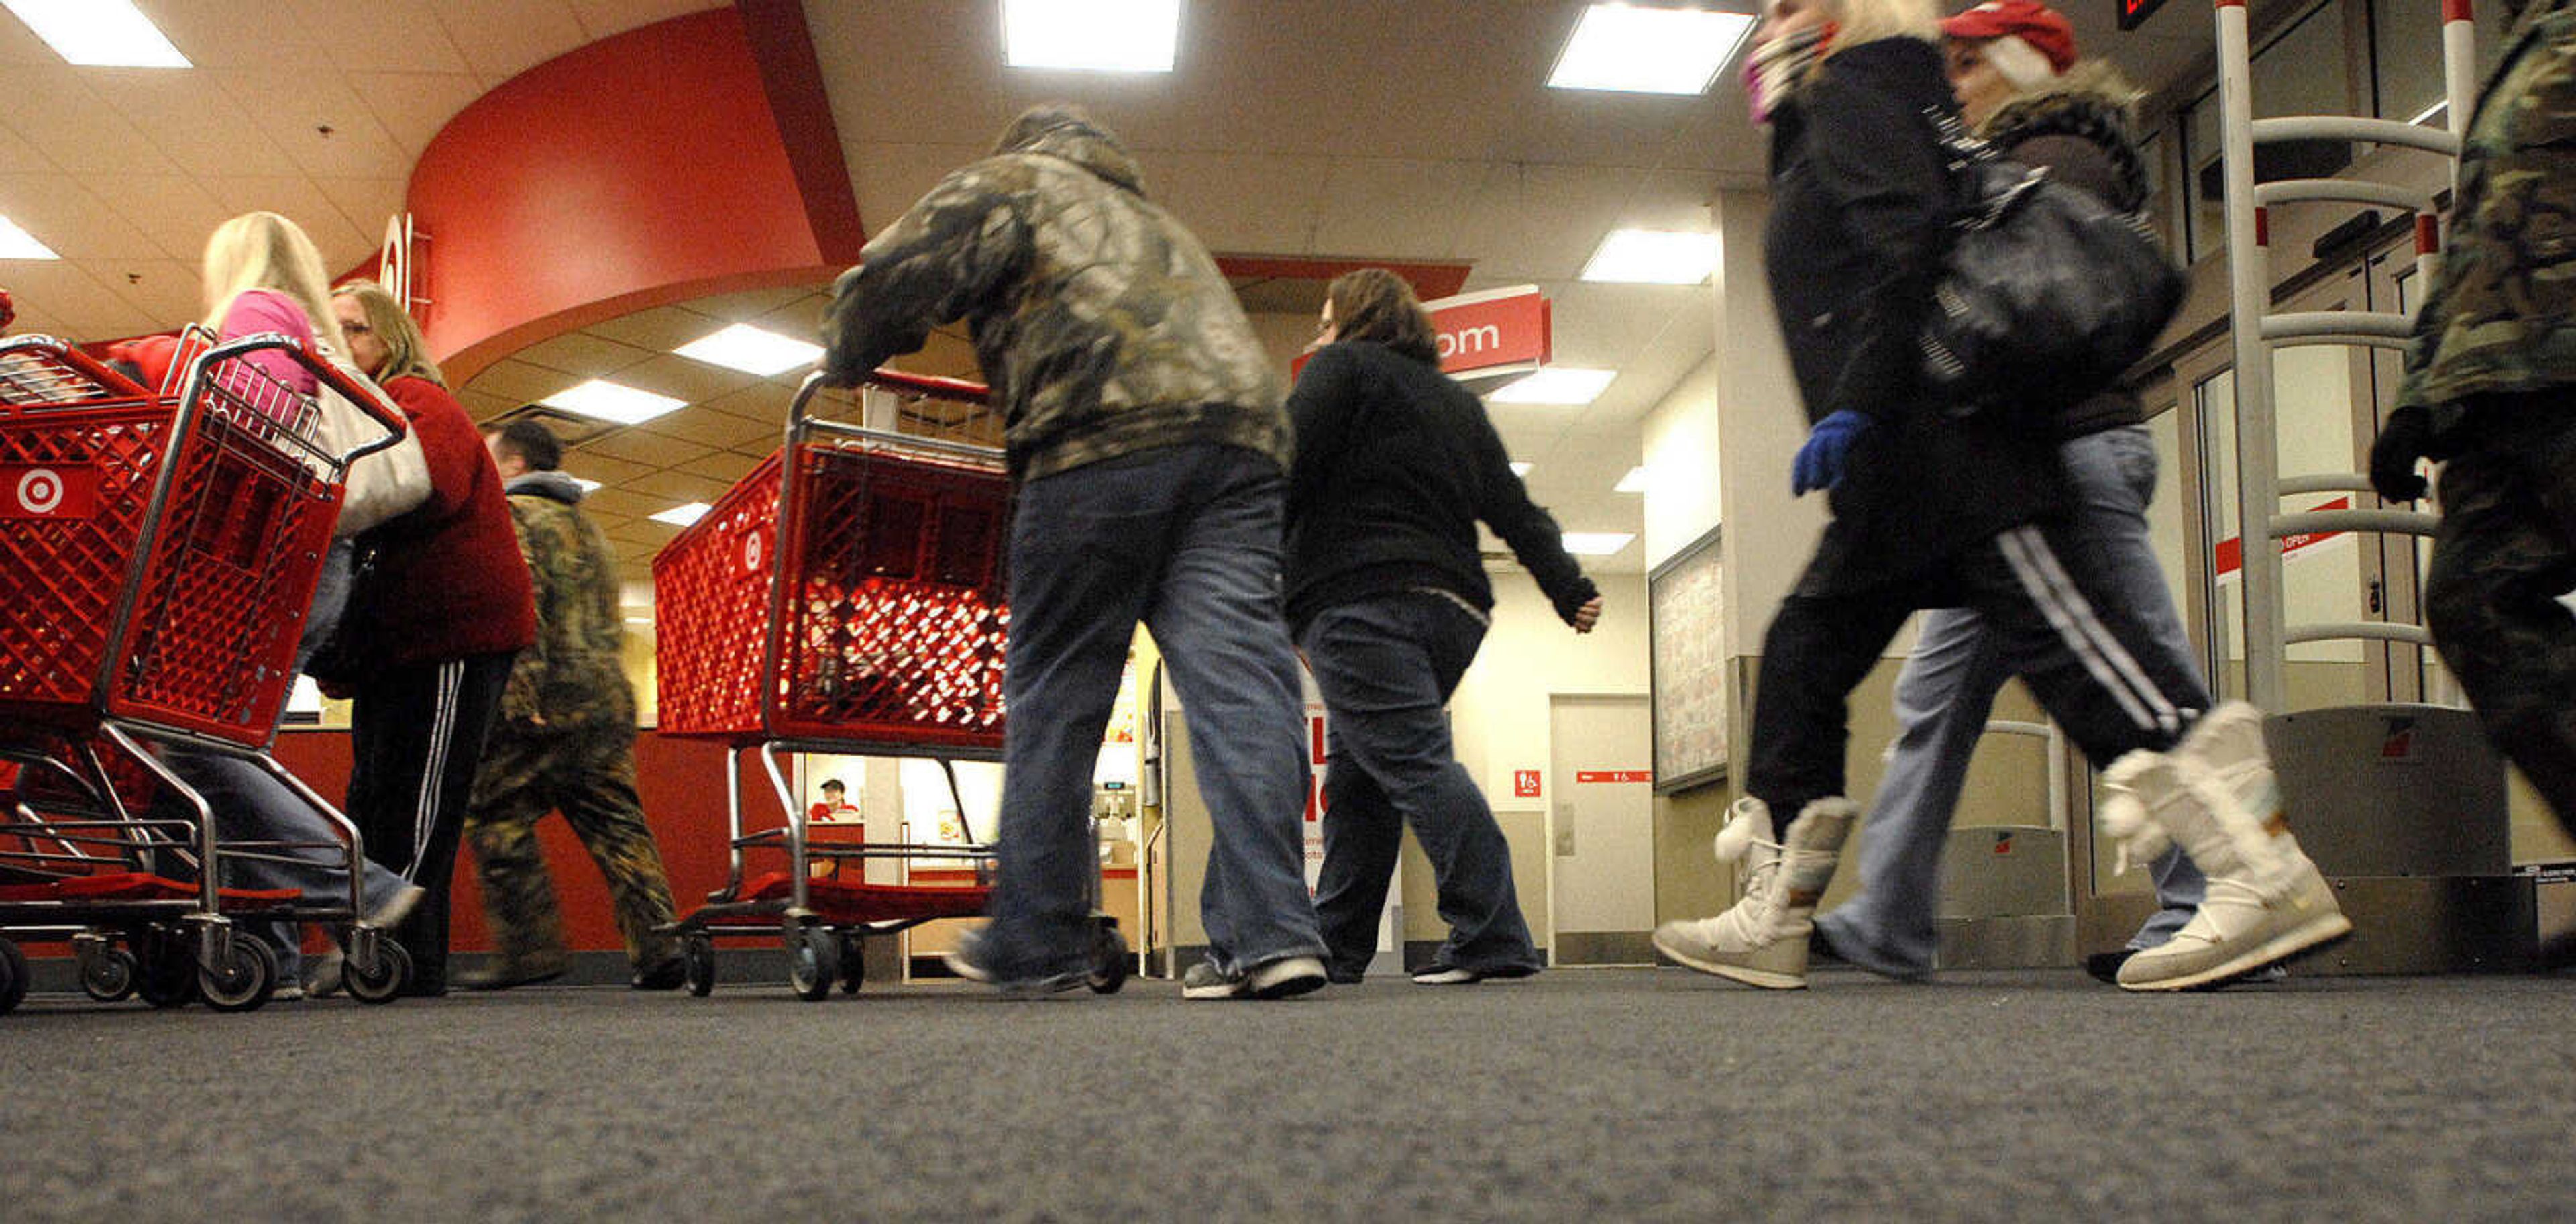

{"left": 1301, "top": 592, "right": 1540, "bottom": 979}
{"left": 981, "top": 444, "right": 1324, "bottom": 980}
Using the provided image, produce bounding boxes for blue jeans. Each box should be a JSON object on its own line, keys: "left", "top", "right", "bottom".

{"left": 1302, "top": 593, "right": 1540, "bottom": 980}
{"left": 979, "top": 444, "right": 1324, "bottom": 981}
{"left": 168, "top": 540, "right": 408, "bottom": 976}
{"left": 1814, "top": 427, "right": 2210, "bottom": 974}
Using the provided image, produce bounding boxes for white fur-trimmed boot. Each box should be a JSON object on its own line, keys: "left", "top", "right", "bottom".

{"left": 2098, "top": 702, "right": 2351, "bottom": 992}
{"left": 1651, "top": 796, "right": 1856, "bottom": 990}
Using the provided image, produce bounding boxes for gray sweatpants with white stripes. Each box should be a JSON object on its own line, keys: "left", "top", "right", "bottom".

{"left": 1743, "top": 520, "right": 2208, "bottom": 835}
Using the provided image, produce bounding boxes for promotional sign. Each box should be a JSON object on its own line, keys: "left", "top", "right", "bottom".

{"left": 1574, "top": 770, "right": 1652, "bottom": 784}
{"left": 1290, "top": 284, "right": 1551, "bottom": 389}
{"left": 2214, "top": 496, "right": 2350, "bottom": 579}
{"left": 1, "top": 464, "right": 98, "bottom": 520}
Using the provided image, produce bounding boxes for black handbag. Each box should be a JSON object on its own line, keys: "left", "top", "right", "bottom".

{"left": 1917, "top": 108, "right": 2186, "bottom": 423}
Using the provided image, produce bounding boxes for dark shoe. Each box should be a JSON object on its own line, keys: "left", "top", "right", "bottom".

{"left": 2084, "top": 950, "right": 2135, "bottom": 984}
{"left": 456, "top": 958, "right": 568, "bottom": 992}
{"left": 1326, "top": 967, "right": 1366, "bottom": 986}
{"left": 1183, "top": 954, "right": 1327, "bottom": 1000}
{"left": 943, "top": 929, "right": 1083, "bottom": 997}
{"left": 630, "top": 959, "right": 687, "bottom": 991}
{"left": 1810, "top": 922, "right": 1931, "bottom": 982}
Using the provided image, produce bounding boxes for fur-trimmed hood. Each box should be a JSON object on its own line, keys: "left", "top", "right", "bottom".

{"left": 1979, "top": 60, "right": 2151, "bottom": 212}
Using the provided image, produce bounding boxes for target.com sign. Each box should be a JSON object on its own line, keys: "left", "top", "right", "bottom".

{"left": 1, "top": 464, "right": 99, "bottom": 520}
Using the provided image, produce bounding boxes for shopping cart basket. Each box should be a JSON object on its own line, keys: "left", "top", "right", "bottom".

{"left": 653, "top": 370, "right": 1126, "bottom": 999}
{"left": 0, "top": 331, "right": 417, "bottom": 1013}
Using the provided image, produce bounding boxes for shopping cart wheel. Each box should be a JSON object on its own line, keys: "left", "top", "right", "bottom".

{"left": 344, "top": 940, "right": 412, "bottom": 1005}
{"left": 1087, "top": 923, "right": 1130, "bottom": 994}
{"left": 136, "top": 930, "right": 197, "bottom": 1009}
{"left": 0, "top": 937, "right": 27, "bottom": 1015}
{"left": 197, "top": 936, "right": 277, "bottom": 1013}
{"left": 837, "top": 932, "right": 866, "bottom": 994}
{"left": 787, "top": 925, "right": 837, "bottom": 1002}
{"left": 80, "top": 945, "right": 139, "bottom": 1003}
{"left": 682, "top": 935, "right": 716, "bottom": 997}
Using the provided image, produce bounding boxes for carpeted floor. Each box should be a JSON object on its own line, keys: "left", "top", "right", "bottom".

{"left": 2, "top": 965, "right": 2570, "bottom": 1222}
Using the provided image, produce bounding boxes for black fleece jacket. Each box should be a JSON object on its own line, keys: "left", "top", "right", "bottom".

{"left": 1282, "top": 340, "right": 1599, "bottom": 637}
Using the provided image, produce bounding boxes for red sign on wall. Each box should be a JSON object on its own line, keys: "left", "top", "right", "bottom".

{"left": 1575, "top": 770, "right": 1652, "bottom": 784}
{"left": 1291, "top": 285, "right": 1551, "bottom": 382}
{"left": 1513, "top": 770, "right": 1542, "bottom": 798}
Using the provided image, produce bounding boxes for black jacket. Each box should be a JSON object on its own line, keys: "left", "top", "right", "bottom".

{"left": 1762, "top": 36, "right": 2065, "bottom": 595}
{"left": 1283, "top": 341, "right": 1598, "bottom": 636}
{"left": 1978, "top": 64, "right": 2154, "bottom": 440}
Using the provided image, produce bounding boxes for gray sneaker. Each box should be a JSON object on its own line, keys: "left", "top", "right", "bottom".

{"left": 1182, "top": 955, "right": 1328, "bottom": 1000}
{"left": 943, "top": 928, "right": 1083, "bottom": 997}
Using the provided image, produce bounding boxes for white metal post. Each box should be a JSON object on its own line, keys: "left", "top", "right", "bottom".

{"left": 2215, "top": 0, "right": 2289, "bottom": 711}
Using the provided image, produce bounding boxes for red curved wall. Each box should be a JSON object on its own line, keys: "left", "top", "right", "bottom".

{"left": 408, "top": 7, "right": 838, "bottom": 382}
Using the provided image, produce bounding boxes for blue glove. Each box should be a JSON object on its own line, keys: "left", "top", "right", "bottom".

{"left": 1792, "top": 410, "right": 1873, "bottom": 495}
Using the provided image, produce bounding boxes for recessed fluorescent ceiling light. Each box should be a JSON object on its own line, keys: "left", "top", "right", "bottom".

{"left": 1615, "top": 466, "right": 1650, "bottom": 493}
{"left": 650, "top": 501, "right": 712, "bottom": 528}
{"left": 0, "top": 214, "right": 58, "bottom": 260}
{"left": 674, "top": 323, "right": 824, "bottom": 376}
{"left": 1562, "top": 532, "right": 1636, "bottom": 556}
{"left": 1, "top": 0, "right": 191, "bottom": 68}
{"left": 1509, "top": 462, "right": 1534, "bottom": 477}
{"left": 1548, "top": 5, "right": 1753, "bottom": 95}
{"left": 1003, "top": 0, "right": 1179, "bottom": 72}
{"left": 570, "top": 476, "right": 602, "bottom": 493}
{"left": 542, "top": 379, "right": 686, "bottom": 425}
{"left": 1582, "top": 229, "right": 1721, "bottom": 285}
{"left": 1488, "top": 368, "right": 1616, "bottom": 405}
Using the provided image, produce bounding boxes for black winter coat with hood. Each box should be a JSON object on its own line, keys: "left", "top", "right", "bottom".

{"left": 1762, "top": 35, "right": 2065, "bottom": 596}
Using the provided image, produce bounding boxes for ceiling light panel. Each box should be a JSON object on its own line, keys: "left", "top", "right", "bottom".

{"left": 1582, "top": 229, "right": 1721, "bottom": 285}
{"left": 649, "top": 501, "right": 712, "bottom": 528}
{"left": 1003, "top": 0, "right": 1180, "bottom": 72}
{"left": 542, "top": 380, "right": 688, "bottom": 426}
{"left": 674, "top": 323, "right": 824, "bottom": 376}
{"left": 1487, "top": 368, "right": 1617, "bottom": 406}
{"left": 1562, "top": 532, "right": 1636, "bottom": 556}
{"left": 1548, "top": 5, "right": 1754, "bottom": 95}
{"left": 1510, "top": 462, "right": 1534, "bottom": 477}
{"left": 1, "top": 0, "right": 191, "bottom": 68}
{"left": 1615, "top": 466, "right": 1650, "bottom": 493}
{"left": 0, "top": 213, "right": 59, "bottom": 260}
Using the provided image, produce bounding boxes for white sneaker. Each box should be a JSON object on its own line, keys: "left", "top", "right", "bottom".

{"left": 1651, "top": 797, "right": 1855, "bottom": 990}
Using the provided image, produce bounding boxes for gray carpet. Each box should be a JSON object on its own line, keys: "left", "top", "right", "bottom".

{"left": 3, "top": 966, "right": 2571, "bottom": 1222}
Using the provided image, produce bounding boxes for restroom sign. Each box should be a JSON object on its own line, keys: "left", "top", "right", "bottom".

{"left": 1513, "top": 770, "right": 1542, "bottom": 797}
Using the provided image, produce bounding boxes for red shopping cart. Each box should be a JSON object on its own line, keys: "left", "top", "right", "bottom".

{"left": 0, "top": 330, "right": 416, "bottom": 1014}
{"left": 653, "top": 370, "right": 1126, "bottom": 999}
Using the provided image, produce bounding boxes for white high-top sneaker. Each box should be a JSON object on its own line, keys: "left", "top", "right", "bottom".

{"left": 2100, "top": 702, "right": 2351, "bottom": 992}
{"left": 1652, "top": 796, "right": 1856, "bottom": 990}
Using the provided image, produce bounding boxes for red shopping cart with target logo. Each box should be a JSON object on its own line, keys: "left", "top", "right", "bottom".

{"left": 0, "top": 330, "right": 415, "bottom": 1015}
{"left": 650, "top": 370, "right": 1127, "bottom": 1000}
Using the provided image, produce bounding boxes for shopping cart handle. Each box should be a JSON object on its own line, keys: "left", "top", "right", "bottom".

{"left": 203, "top": 332, "right": 411, "bottom": 458}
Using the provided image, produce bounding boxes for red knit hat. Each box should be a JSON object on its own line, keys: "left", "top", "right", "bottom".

{"left": 1941, "top": 1, "right": 2079, "bottom": 74}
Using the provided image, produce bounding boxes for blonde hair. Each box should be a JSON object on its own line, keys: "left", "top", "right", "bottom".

{"left": 330, "top": 279, "right": 445, "bottom": 387}
{"left": 201, "top": 211, "right": 347, "bottom": 354}
{"left": 1821, "top": 0, "right": 1940, "bottom": 48}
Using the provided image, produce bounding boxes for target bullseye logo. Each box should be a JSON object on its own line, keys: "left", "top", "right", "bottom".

{"left": 17, "top": 468, "right": 62, "bottom": 513}
{"left": 2, "top": 462, "right": 97, "bottom": 520}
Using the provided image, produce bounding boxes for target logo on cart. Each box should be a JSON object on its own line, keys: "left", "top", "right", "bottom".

{"left": 1, "top": 464, "right": 97, "bottom": 520}
{"left": 736, "top": 527, "right": 766, "bottom": 576}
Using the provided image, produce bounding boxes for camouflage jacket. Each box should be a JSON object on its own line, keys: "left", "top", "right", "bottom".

{"left": 498, "top": 470, "right": 636, "bottom": 735}
{"left": 2399, "top": 0, "right": 2576, "bottom": 435}
{"left": 820, "top": 105, "right": 1290, "bottom": 482}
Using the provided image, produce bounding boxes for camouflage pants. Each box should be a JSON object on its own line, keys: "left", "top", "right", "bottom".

{"left": 2426, "top": 393, "right": 2576, "bottom": 835}
{"left": 464, "top": 728, "right": 679, "bottom": 970}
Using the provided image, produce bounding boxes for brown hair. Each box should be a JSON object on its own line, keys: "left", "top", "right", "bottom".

{"left": 1323, "top": 268, "right": 1439, "bottom": 365}
{"left": 329, "top": 279, "right": 445, "bottom": 387}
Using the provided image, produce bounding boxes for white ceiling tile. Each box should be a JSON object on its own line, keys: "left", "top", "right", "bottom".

{"left": 0, "top": 260, "right": 134, "bottom": 338}
{"left": 85, "top": 73, "right": 303, "bottom": 180}
{"left": 431, "top": 0, "right": 590, "bottom": 86}
{"left": 1150, "top": 152, "right": 1334, "bottom": 254}
{"left": 86, "top": 257, "right": 202, "bottom": 327}
{"left": 0, "top": 174, "right": 166, "bottom": 262}
{"left": 87, "top": 172, "right": 232, "bottom": 263}
{"left": 310, "top": 178, "right": 409, "bottom": 248}
{"left": 579, "top": 427, "right": 710, "bottom": 468}
{"left": 614, "top": 352, "right": 762, "bottom": 406}
{"left": 0, "top": 73, "right": 184, "bottom": 177}
{"left": 513, "top": 332, "right": 659, "bottom": 380}
{"left": 1309, "top": 158, "right": 1494, "bottom": 260}
{"left": 274, "top": 0, "right": 473, "bottom": 74}
{"left": 568, "top": 0, "right": 725, "bottom": 40}
{"left": 142, "top": 0, "right": 333, "bottom": 70}
{"left": 849, "top": 142, "right": 988, "bottom": 241}
{"left": 211, "top": 69, "right": 407, "bottom": 181}
{"left": 341, "top": 71, "right": 488, "bottom": 161}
